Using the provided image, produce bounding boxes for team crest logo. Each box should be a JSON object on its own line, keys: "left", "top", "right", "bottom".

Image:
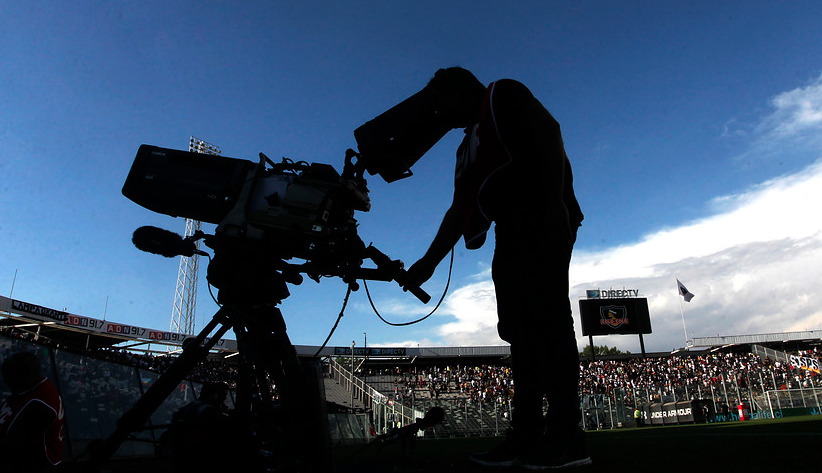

{"left": 599, "top": 305, "right": 629, "bottom": 329}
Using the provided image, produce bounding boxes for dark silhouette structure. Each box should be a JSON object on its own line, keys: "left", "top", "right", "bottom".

{"left": 161, "top": 382, "right": 238, "bottom": 470}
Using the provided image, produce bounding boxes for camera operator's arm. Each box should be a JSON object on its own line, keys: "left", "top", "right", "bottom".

{"left": 405, "top": 203, "right": 462, "bottom": 287}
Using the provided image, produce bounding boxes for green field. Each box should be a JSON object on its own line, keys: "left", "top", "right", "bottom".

{"left": 334, "top": 416, "right": 822, "bottom": 472}
{"left": 83, "top": 416, "right": 822, "bottom": 472}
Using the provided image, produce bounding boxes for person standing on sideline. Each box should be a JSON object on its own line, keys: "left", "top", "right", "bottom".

{"left": 0, "top": 351, "right": 64, "bottom": 470}
{"left": 405, "top": 67, "right": 589, "bottom": 469}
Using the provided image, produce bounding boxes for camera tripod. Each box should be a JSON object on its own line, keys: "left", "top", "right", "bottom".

{"left": 90, "top": 240, "right": 337, "bottom": 471}
{"left": 90, "top": 232, "right": 427, "bottom": 471}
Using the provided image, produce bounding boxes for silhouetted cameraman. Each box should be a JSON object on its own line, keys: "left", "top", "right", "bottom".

{"left": 405, "top": 67, "right": 589, "bottom": 469}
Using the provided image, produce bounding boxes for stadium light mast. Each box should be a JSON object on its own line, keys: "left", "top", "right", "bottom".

{"left": 169, "top": 136, "right": 221, "bottom": 337}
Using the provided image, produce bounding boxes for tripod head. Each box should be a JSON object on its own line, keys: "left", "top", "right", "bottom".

{"left": 131, "top": 223, "right": 429, "bottom": 306}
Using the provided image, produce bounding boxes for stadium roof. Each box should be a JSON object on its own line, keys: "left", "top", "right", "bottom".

{"left": 0, "top": 316, "right": 149, "bottom": 351}
{"left": 299, "top": 345, "right": 511, "bottom": 359}
{"left": 0, "top": 295, "right": 236, "bottom": 353}
{"left": 688, "top": 331, "right": 822, "bottom": 348}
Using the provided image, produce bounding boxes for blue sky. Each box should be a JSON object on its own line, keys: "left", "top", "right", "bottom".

{"left": 2, "top": 1, "right": 822, "bottom": 353}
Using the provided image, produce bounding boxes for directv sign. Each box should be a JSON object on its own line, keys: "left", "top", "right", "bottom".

{"left": 586, "top": 288, "right": 641, "bottom": 299}
{"left": 579, "top": 297, "right": 652, "bottom": 336}
{"left": 334, "top": 347, "right": 407, "bottom": 357}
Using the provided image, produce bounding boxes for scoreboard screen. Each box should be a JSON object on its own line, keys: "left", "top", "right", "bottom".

{"left": 579, "top": 297, "right": 652, "bottom": 336}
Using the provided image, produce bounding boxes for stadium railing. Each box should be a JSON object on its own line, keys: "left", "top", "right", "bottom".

{"left": 326, "top": 357, "right": 424, "bottom": 437}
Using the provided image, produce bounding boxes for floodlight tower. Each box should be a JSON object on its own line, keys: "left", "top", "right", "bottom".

{"left": 169, "top": 136, "right": 222, "bottom": 336}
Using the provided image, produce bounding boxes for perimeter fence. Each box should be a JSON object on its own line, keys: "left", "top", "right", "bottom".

{"left": 348, "top": 353, "right": 822, "bottom": 435}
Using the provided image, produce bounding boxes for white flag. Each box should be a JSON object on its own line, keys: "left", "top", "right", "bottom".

{"left": 677, "top": 279, "right": 695, "bottom": 302}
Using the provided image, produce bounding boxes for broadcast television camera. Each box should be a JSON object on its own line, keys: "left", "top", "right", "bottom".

{"left": 123, "top": 82, "right": 450, "bottom": 289}
{"left": 123, "top": 145, "right": 371, "bottom": 263}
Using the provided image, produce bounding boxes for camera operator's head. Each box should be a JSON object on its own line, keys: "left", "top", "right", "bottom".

{"left": 427, "top": 67, "right": 486, "bottom": 129}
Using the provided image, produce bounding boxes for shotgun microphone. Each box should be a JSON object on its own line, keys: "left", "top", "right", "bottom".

{"left": 132, "top": 226, "right": 205, "bottom": 258}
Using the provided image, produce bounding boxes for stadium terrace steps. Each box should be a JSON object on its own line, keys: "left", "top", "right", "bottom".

{"left": 351, "top": 372, "right": 513, "bottom": 437}
{"left": 323, "top": 373, "right": 369, "bottom": 410}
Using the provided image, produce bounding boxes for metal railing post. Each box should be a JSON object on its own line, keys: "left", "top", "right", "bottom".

{"left": 767, "top": 390, "right": 775, "bottom": 419}
{"left": 811, "top": 377, "right": 820, "bottom": 410}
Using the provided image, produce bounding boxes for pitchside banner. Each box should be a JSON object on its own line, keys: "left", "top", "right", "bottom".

{"left": 579, "top": 297, "right": 652, "bottom": 336}
{"left": 641, "top": 400, "right": 708, "bottom": 426}
{"left": 0, "top": 295, "right": 236, "bottom": 350}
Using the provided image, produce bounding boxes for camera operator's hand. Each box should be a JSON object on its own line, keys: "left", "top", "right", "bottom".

{"left": 405, "top": 256, "right": 439, "bottom": 289}
{"left": 405, "top": 205, "right": 462, "bottom": 292}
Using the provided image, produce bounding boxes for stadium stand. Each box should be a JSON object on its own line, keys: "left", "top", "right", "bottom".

{"left": 2, "top": 293, "right": 822, "bottom": 461}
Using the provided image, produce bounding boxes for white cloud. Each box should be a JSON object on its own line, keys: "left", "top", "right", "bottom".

{"left": 373, "top": 338, "right": 444, "bottom": 348}
{"left": 435, "top": 281, "right": 501, "bottom": 346}
{"left": 762, "top": 73, "right": 822, "bottom": 138}
{"left": 571, "top": 159, "right": 822, "bottom": 284}
{"left": 428, "top": 160, "right": 822, "bottom": 352}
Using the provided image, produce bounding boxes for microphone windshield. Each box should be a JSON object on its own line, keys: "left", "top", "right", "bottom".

{"left": 132, "top": 226, "right": 196, "bottom": 258}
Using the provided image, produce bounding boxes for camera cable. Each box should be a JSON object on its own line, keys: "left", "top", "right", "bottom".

{"left": 312, "top": 285, "right": 353, "bottom": 358}
{"left": 313, "top": 250, "right": 453, "bottom": 358}
{"left": 363, "top": 249, "right": 453, "bottom": 327}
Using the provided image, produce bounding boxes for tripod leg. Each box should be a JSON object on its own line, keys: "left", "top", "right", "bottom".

{"left": 244, "top": 307, "right": 333, "bottom": 472}
{"left": 89, "top": 308, "right": 233, "bottom": 464}
{"left": 299, "top": 357, "right": 333, "bottom": 471}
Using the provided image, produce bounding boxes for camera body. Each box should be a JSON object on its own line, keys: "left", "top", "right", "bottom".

{"left": 123, "top": 80, "right": 448, "bottom": 266}
{"left": 123, "top": 145, "right": 371, "bottom": 262}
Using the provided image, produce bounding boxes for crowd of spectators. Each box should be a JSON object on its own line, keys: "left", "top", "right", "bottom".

{"left": 86, "top": 348, "right": 238, "bottom": 389}
{"left": 363, "top": 347, "right": 821, "bottom": 408}
{"left": 3, "top": 325, "right": 820, "bottom": 409}
{"left": 578, "top": 351, "right": 822, "bottom": 413}
{"left": 0, "top": 327, "right": 238, "bottom": 388}
{"left": 365, "top": 365, "right": 515, "bottom": 407}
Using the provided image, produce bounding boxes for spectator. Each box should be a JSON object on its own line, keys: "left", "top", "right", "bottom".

{"left": 0, "top": 351, "right": 64, "bottom": 471}
{"left": 161, "top": 382, "right": 240, "bottom": 470}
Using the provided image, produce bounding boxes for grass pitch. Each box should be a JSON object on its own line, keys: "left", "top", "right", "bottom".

{"left": 84, "top": 415, "right": 822, "bottom": 472}
{"left": 335, "top": 415, "right": 822, "bottom": 472}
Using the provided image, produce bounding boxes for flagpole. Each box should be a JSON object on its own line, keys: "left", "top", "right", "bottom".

{"left": 9, "top": 269, "right": 17, "bottom": 298}
{"left": 677, "top": 279, "right": 689, "bottom": 344}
